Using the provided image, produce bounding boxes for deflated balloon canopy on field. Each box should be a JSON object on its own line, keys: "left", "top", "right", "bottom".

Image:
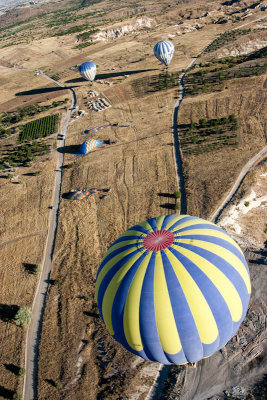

{"left": 75, "top": 139, "right": 104, "bottom": 156}
{"left": 79, "top": 61, "right": 96, "bottom": 81}
{"left": 154, "top": 40, "right": 175, "bottom": 67}
{"left": 95, "top": 214, "right": 251, "bottom": 365}
{"left": 65, "top": 188, "right": 99, "bottom": 200}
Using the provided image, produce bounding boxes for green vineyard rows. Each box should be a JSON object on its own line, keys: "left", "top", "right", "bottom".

{"left": 19, "top": 114, "right": 59, "bottom": 143}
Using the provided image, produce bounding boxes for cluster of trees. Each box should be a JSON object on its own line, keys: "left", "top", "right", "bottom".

{"left": 19, "top": 114, "right": 59, "bottom": 142}
{"left": 184, "top": 57, "right": 267, "bottom": 97}
{"left": 0, "top": 126, "right": 16, "bottom": 140}
{"left": 132, "top": 72, "right": 180, "bottom": 96}
{"left": 193, "top": 47, "right": 267, "bottom": 75}
{"left": 1, "top": 140, "right": 50, "bottom": 169}
{"left": 179, "top": 115, "right": 239, "bottom": 155}
{"left": 158, "top": 71, "right": 179, "bottom": 91}
{"left": 0, "top": 100, "right": 67, "bottom": 127}
{"left": 77, "top": 28, "right": 99, "bottom": 41}
{"left": 204, "top": 29, "right": 252, "bottom": 53}
{"left": 45, "top": 8, "right": 101, "bottom": 28}
{"left": 76, "top": 42, "right": 95, "bottom": 49}
{"left": 54, "top": 23, "right": 90, "bottom": 37}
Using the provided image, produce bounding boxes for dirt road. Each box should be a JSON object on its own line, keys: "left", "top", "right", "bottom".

{"left": 172, "top": 57, "right": 197, "bottom": 214}
{"left": 22, "top": 76, "right": 75, "bottom": 400}
{"left": 210, "top": 145, "right": 267, "bottom": 223}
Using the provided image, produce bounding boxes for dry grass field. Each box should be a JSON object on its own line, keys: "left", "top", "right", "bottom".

{"left": 179, "top": 74, "right": 266, "bottom": 219}
{"left": 0, "top": 155, "right": 57, "bottom": 398}
{"left": 0, "top": 0, "right": 266, "bottom": 399}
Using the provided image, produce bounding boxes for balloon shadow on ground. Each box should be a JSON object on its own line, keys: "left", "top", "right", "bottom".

{"left": 65, "top": 68, "right": 157, "bottom": 83}
{"left": 65, "top": 77, "right": 84, "bottom": 83}
{"left": 62, "top": 192, "right": 75, "bottom": 200}
{"left": 15, "top": 86, "right": 78, "bottom": 96}
{"left": 0, "top": 304, "right": 19, "bottom": 322}
{"left": 57, "top": 145, "right": 80, "bottom": 154}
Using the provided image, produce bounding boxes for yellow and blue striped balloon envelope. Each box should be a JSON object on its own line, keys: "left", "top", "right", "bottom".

{"left": 95, "top": 214, "right": 251, "bottom": 364}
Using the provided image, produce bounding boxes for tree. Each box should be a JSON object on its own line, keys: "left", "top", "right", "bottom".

{"left": 174, "top": 191, "right": 181, "bottom": 199}
{"left": 19, "top": 368, "right": 26, "bottom": 377}
{"left": 199, "top": 119, "right": 207, "bottom": 127}
{"left": 34, "top": 264, "right": 42, "bottom": 275}
{"left": 15, "top": 307, "right": 32, "bottom": 327}
{"left": 13, "top": 394, "right": 23, "bottom": 400}
{"left": 228, "top": 114, "right": 236, "bottom": 123}
{"left": 55, "top": 382, "right": 62, "bottom": 390}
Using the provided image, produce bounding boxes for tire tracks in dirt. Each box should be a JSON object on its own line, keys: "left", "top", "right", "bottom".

{"left": 0, "top": 231, "right": 46, "bottom": 249}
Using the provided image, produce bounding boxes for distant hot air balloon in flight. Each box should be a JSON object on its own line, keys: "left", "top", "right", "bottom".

{"left": 154, "top": 40, "right": 174, "bottom": 67}
{"left": 79, "top": 61, "right": 96, "bottom": 81}
{"left": 95, "top": 214, "right": 251, "bottom": 365}
{"left": 75, "top": 139, "right": 104, "bottom": 156}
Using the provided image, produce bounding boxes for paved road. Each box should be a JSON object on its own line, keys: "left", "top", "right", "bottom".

{"left": 21, "top": 74, "right": 76, "bottom": 400}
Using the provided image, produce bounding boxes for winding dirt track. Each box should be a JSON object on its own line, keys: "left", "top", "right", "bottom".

{"left": 20, "top": 72, "right": 76, "bottom": 400}
{"left": 210, "top": 145, "right": 267, "bottom": 223}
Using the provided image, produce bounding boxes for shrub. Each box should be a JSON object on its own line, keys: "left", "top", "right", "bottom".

{"left": 244, "top": 201, "right": 250, "bottom": 207}
{"left": 15, "top": 307, "right": 32, "bottom": 327}
{"left": 55, "top": 382, "right": 62, "bottom": 389}
{"left": 199, "top": 119, "right": 207, "bottom": 127}
{"left": 64, "top": 163, "right": 74, "bottom": 169}
{"left": 13, "top": 394, "right": 23, "bottom": 400}
{"left": 34, "top": 264, "right": 42, "bottom": 275}
{"left": 175, "top": 203, "right": 180, "bottom": 210}
{"left": 7, "top": 174, "right": 13, "bottom": 179}
{"left": 18, "top": 368, "right": 26, "bottom": 377}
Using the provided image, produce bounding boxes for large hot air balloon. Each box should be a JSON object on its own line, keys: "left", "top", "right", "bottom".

{"left": 79, "top": 61, "right": 96, "bottom": 81}
{"left": 75, "top": 139, "right": 104, "bottom": 156}
{"left": 95, "top": 214, "right": 251, "bottom": 365}
{"left": 154, "top": 40, "right": 174, "bottom": 67}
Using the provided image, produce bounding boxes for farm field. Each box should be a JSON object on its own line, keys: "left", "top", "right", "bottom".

{"left": 19, "top": 114, "right": 59, "bottom": 142}
{"left": 0, "top": 0, "right": 266, "bottom": 399}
